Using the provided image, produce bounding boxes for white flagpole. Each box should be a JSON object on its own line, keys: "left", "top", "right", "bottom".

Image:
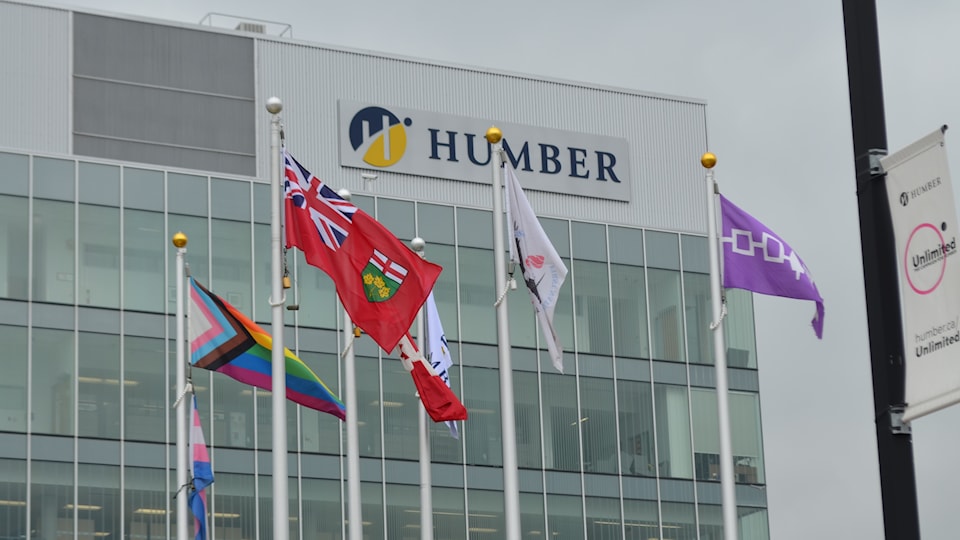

{"left": 266, "top": 97, "right": 290, "bottom": 540}
{"left": 173, "top": 232, "right": 189, "bottom": 540}
{"left": 337, "top": 188, "right": 363, "bottom": 540}
{"left": 486, "top": 126, "right": 521, "bottom": 540}
{"left": 703, "top": 152, "right": 739, "bottom": 539}
{"left": 411, "top": 237, "right": 433, "bottom": 540}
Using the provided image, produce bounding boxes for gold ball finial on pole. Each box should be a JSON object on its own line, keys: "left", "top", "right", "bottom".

{"left": 173, "top": 231, "right": 187, "bottom": 248}
{"left": 172, "top": 232, "right": 188, "bottom": 248}
{"left": 701, "top": 152, "right": 717, "bottom": 169}
{"left": 485, "top": 126, "right": 502, "bottom": 144}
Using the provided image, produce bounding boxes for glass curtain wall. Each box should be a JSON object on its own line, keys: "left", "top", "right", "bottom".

{"left": 0, "top": 150, "right": 768, "bottom": 539}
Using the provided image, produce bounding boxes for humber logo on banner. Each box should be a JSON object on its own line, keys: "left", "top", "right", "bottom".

{"left": 348, "top": 106, "right": 412, "bottom": 167}
{"left": 339, "top": 100, "right": 632, "bottom": 202}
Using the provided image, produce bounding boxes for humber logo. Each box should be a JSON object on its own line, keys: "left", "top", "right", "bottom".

{"left": 348, "top": 106, "right": 412, "bottom": 167}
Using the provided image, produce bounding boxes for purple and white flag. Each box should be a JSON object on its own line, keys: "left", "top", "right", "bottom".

{"left": 720, "top": 195, "right": 824, "bottom": 339}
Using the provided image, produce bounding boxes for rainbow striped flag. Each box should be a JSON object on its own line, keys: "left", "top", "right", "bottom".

{"left": 188, "top": 277, "right": 345, "bottom": 420}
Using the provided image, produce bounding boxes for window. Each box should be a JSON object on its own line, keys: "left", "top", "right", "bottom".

{"left": 573, "top": 260, "right": 613, "bottom": 356}
{"left": 78, "top": 204, "right": 120, "bottom": 308}
{"left": 580, "top": 377, "right": 617, "bottom": 474}
{"left": 32, "top": 199, "right": 75, "bottom": 305}
{"left": 0, "top": 325, "right": 27, "bottom": 433}
{"left": 617, "top": 379, "right": 655, "bottom": 476}
{"left": 78, "top": 332, "right": 121, "bottom": 439}
{"left": 648, "top": 269, "right": 683, "bottom": 362}
{"left": 542, "top": 373, "right": 579, "bottom": 472}
{"left": 123, "top": 336, "right": 166, "bottom": 442}
{"left": 123, "top": 210, "right": 165, "bottom": 312}
{"left": 690, "top": 389, "right": 765, "bottom": 484}
{"left": 462, "top": 366, "right": 502, "bottom": 467}
{"left": 610, "top": 263, "right": 649, "bottom": 359}
{"left": 0, "top": 195, "right": 28, "bottom": 300}
{"left": 32, "top": 328, "right": 75, "bottom": 435}
{"left": 654, "top": 384, "right": 692, "bottom": 479}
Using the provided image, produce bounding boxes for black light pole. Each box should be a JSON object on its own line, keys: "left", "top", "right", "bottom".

{"left": 841, "top": 0, "right": 922, "bottom": 538}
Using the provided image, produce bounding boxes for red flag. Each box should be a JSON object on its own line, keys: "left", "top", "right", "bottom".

{"left": 397, "top": 333, "right": 468, "bottom": 422}
{"left": 284, "top": 150, "right": 442, "bottom": 352}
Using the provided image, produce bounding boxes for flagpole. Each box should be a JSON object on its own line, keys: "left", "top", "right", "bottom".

{"left": 337, "top": 188, "right": 363, "bottom": 540}
{"left": 702, "top": 152, "right": 738, "bottom": 539}
{"left": 486, "top": 126, "right": 521, "bottom": 540}
{"left": 411, "top": 237, "right": 433, "bottom": 540}
{"left": 842, "top": 1, "right": 921, "bottom": 537}
{"left": 173, "top": 232, "right": 189, "bottom": 540}
{"left": 266, "top": 97, "right": 290, "bottom": 540}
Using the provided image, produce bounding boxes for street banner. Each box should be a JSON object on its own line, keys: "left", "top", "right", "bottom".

{"left": 883, "top": 127, "right": 960, "bottom": 422}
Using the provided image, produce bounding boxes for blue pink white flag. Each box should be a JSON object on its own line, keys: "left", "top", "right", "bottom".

{"left": 720, "top": 194, "right": 824, "bottom": 339}
{"left": 189, "top": 395, "right": 213, "bottom": 540}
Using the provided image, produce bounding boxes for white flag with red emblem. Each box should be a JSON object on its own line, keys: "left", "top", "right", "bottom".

{"left": 504, "top": 163, "right": 569, "bottom": 373}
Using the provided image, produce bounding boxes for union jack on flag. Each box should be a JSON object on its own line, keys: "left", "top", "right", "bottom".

{"left": 284, "top": 148, "right": 443, "bottom": 352}
{"left": 283, "top": 149, "right": 357, "bottom": 252}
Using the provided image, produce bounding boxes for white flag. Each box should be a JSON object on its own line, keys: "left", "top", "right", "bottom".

{"left": 504, "top": 163, "right": 568, "bottom": 373}
{"left": 425, "top": 292, "right": 460, "bottom": 438}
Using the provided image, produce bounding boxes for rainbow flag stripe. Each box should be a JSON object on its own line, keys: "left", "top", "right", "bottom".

{"left": 188, "top": 277, "right": 345, "bottom": 420}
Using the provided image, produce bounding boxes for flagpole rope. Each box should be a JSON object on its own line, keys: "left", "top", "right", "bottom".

{"left": 172, "top": 481, "right": 193, "bottom": 499}
{"left": 494, "top": 280, "right": 512, "bottom": 307}
{"left": 172, "top": 381, "right": 194, "bottom": 410}
{"left": 172, "top": 378, "right": 195, "bottom": 499}
{"left": 709, "top": 302, "right": 727, "bottom": 330}
{"left": 340, "top": 332, "right": 355, "bottom": 359}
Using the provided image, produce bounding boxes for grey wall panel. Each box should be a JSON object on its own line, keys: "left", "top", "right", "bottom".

{"left": 74, "top": 78, "right": 255, "bottom": 152}
{"left": 256, "top": 40, "right": 708, "bottom": 232}
{"left": 73, "top": 13, "right": 256, "bottom": 176}
{"left": 74, "top": 135, "right": 255, "bottom": 177}
{"left": 0, "top": 3, "right": 70, "bottom": 153}
{"left": 74, "top": 13, "right": 255, "bottom": 97}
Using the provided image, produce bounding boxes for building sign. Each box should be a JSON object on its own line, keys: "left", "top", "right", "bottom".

{"left": 883, "top": 127, "right": 960, "bottom": 422}
{"left": 338, "top": 100, "right": 632, "bottom": 201}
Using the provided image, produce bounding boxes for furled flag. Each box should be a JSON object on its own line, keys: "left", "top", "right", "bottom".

{"left": 424, "top": 292, "right": 460, "bottom": 439}
{"left": 397, "top": 333, "right": 468, "bottom": 423}
{"left": 284, "top": 149, "right": 442, "bottom": 353}
{"left": 720, "top": 194, "right": 825, "bottom": 338}
{"left": 188, "top": 277, "right": 346, "bottom": 420}
{"left": 189, "top": 395, "right": 213, "bottom": 540}
{"left": 504, "top": 163, "right": 569, "bottom": 373}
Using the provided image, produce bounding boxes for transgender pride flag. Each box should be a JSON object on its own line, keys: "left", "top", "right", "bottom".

{"left": 189, "top": 396, "right": 213, "bottom": 540}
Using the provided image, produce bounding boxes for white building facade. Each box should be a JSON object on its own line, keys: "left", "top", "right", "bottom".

{"left": 0, "top": 2, "right": 769, "bottom": 538}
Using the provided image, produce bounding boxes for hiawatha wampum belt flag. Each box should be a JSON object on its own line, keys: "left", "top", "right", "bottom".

{"left": 720, "top": 194, "right": 824, "bottom": 339}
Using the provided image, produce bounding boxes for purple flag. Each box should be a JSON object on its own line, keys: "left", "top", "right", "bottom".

{"left": 720, "top": 195, "right": 824, "bottom": 339}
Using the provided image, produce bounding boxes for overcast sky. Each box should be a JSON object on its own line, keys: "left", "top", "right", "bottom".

{"left": 53, "top": 0, "right": 960, "bottom": 537}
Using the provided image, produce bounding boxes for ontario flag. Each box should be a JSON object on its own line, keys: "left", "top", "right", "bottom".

{"left": 284, "top": 149, "right": 442, "bottom": 352}
{"left": 397, "top": 333, "right": 468, "bottom": 423}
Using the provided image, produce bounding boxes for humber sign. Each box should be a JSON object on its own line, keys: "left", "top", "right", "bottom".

{"left": 338, "top": 100, "right": 632, "bottom": 202}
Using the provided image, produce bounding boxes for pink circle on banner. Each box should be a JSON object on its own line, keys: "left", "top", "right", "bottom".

{"left": 904, "top": 222, "right": 946, "bottom": 295}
